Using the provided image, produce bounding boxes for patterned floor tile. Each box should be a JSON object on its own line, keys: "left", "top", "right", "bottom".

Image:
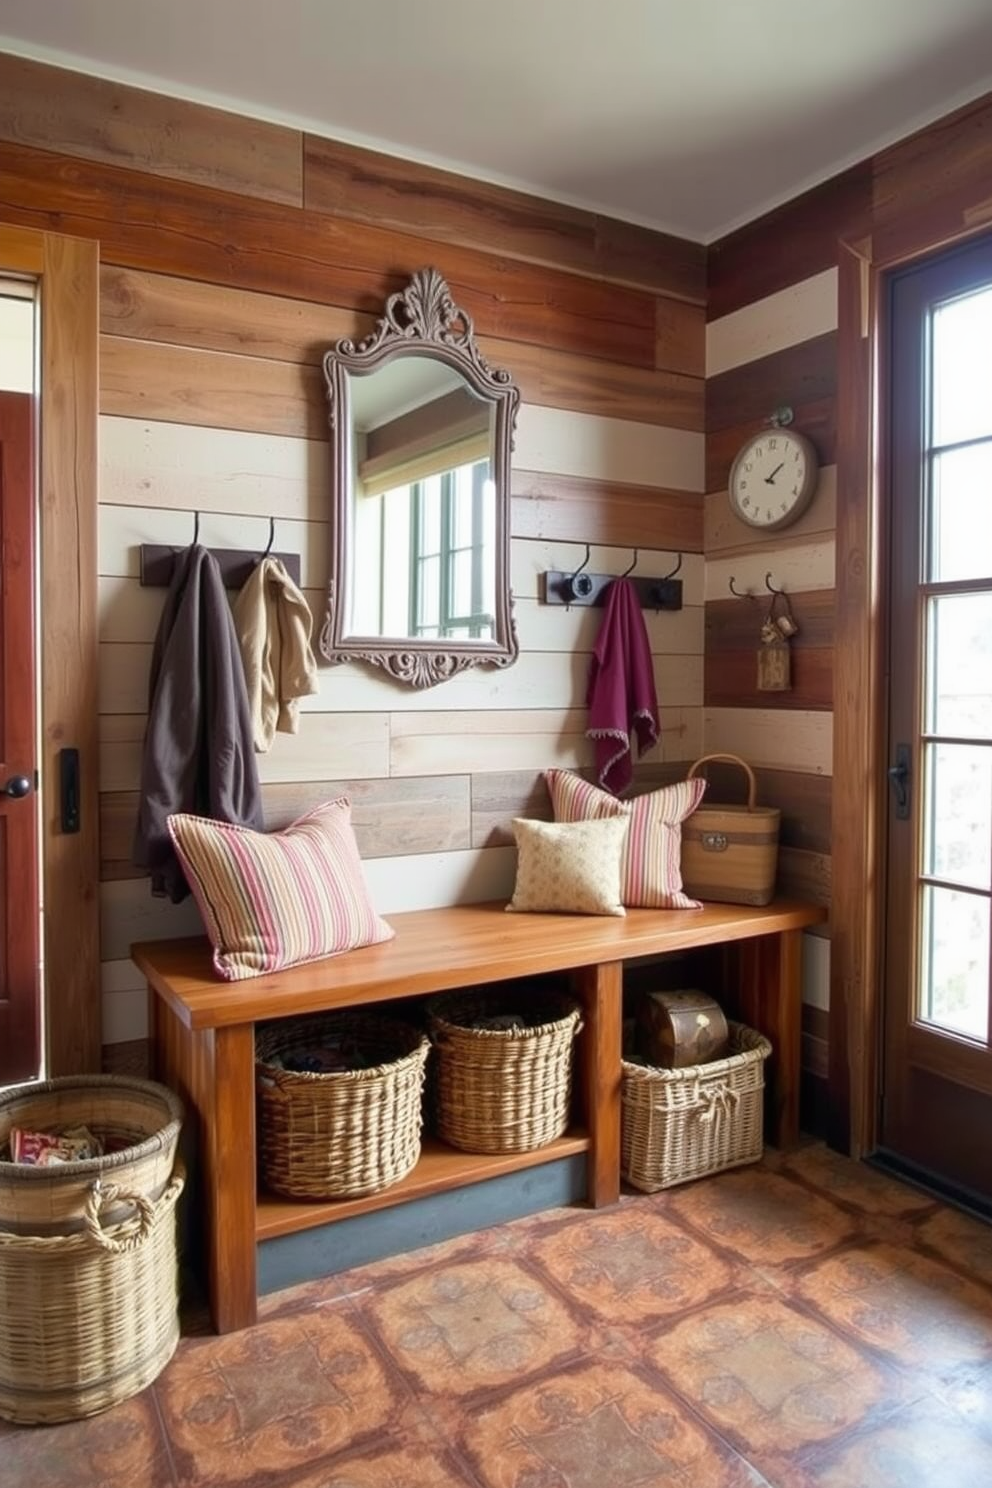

{"left": 156, "top": 1306, "right": 410, "bottom": 1485}
{"left": 458, "top": 1356, "right": 769, "bottom": 1488}
{"left": 662, "top": 1167, "right": 860, "bottom": 1267}
{"left": 1, "top": 1390, "right": 174, "bottom": 1488}
{"left": 529, "top": 1204, "right": 738, "bottom": 1328}
{"left": 780, "top": 1145, "right": 939, "bottom": 1220}
{"left": 279, "top": 1440, "right": 484, "bottom": 1487}
{"left": 800, "top": 1394, "right": 992, "bottom": 1486}
{"left": 795, "top": 1242, "right": 992, "bottom": 1379}
{"left": 366, "top": 1256, "right": 598, "bottom": 1399}
{"left": 646, "top": 1292, "right": 894, "bottom": 1458}
{"left": 916, "top": 1205, "right": 992, "bottom": 1289}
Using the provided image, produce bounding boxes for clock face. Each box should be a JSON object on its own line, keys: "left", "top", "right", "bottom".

{"left": 728, "top": 430, "right": 818, "bottom": 531}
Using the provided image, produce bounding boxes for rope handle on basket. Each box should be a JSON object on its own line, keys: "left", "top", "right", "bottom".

{"left": 83, "top": 1177, "right": 158, "bottom": 1254}
{"left": 686, "top": 753, "right": 757, "bottom": 811}
{"left": 696, "top": 1082, "right": 740, "bottom": 1125}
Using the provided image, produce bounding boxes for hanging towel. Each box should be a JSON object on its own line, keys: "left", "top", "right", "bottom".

{"left": 585, "top": 576, "right": 659, "bottom": 795}
{"left": 232, "top": 556, "right": 320, "bottom": 752}
{"left": 133, "top": 545, "right": 264, "bottom": 903}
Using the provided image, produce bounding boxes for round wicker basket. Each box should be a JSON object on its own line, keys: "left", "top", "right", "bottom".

{"left": 0, "top": 1161, "right": 185, "bottom": 1424}
{"left": 256, "top": 1012, "right": 430, "bottom": 1199}
{"left": 428, "top": 989, "right": 583, "bottom": 1154}
{"left": 0, "top": 1075, "right": 183, "bottom": 1236}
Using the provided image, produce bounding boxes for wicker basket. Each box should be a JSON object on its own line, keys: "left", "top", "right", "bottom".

{"left": 428, "top": 989, "right": 583, "bottom": 1154}
{"left": 681, "top": 754, "right": 781, "bottom": 906}
{"left": 621, "top": 1022, "right": 772, "bottom": 1192}
{"left": 0, "top": 1075, "right": 183, "bottom": 1236}
{"left": 256, "top": 1012, "right": 430, "bottom": 1199}
{"left": 0, "top": 1161, "right": 185, "bottom": 1424}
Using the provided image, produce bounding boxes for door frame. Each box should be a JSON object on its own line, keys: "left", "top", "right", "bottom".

{"left": 0, "top": 225, "right": 100, "bottom": 1077}
{"left": 833, "top": 219, "right": 992, "bottom": 1156}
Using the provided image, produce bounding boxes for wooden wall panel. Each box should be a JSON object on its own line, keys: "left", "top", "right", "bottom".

{"left": 704, "top": 650, "right": 832, "bottom": 711}
{"left": 707, "top": 399, "right": 838, "bottom": 498}
{"left": 706, "top": 332, "right": 838, "bottom": 439}
{"left": 303, "top": 135, "right": 706, "bottom": 305}
{"left": 0, "top": 53, "right": 304, "bottom": 207}
{"left": 695, "top": 765, "right": 832, "bottom": 856}
{"left": 511, "top": 470, "right": 703, "bottom": 551}
{"left": 706, "top": 269, "right": 838, "bottom": 378}
{"left": 707, "top": 163, "right": 873, "bottom": 320}
{"left": 705, "top": 465, "right": 837, "bottom": 554}
{"left": 873, "top": 93, "right": 992, "bottom": 264}
{"left": 0, "top": 141, "right": 660, "bottom": 367}
{"left": 470, "top": 761, "right": 691, "bottom": 849}
{"left": 705, "top": 589, "right": 834, "bottom": 651}
{"left": 657, "top": 299, "right": 705, "bottom": 378}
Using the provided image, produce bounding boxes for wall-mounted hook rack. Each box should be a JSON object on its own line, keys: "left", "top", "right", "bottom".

{"left": 542, "top": 551, "right": 684, "bottom": 611}
{"left": 139, "top": 513, "right": 302, "bottom": 590}
{"left": 728, "top": 576, "right": 758, "bottom": 601}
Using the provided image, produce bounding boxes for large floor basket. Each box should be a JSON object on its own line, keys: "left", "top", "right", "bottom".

{"left": 428, "top": 989, "right": 583, "bottom": 1154}
{"left": 0, "top": 1076, "right": 184, "bottom": 1423}
{"left": 621, "top": 1022, "right": 771, "bottom": 1192}
{"left": 256, "top": 1011, "right": 430, "bottom": 1199}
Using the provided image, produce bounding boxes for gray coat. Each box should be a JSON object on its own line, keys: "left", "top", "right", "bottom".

{"left": 133, "top": 544, "right": 264, "bottom": 902}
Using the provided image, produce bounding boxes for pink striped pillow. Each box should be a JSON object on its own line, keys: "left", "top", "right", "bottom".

{"left": 545, "top": 770, "right": 706, "bottom": 910}
{"left": 167, "top": 799, "right": 393, "bottom": 981}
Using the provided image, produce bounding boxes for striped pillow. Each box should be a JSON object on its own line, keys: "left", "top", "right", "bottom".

{"left": 545, "top": 769, "right": 706, "bottom": 910}
{"left": 167, "top": 799, "right": 393, "bottom": 981}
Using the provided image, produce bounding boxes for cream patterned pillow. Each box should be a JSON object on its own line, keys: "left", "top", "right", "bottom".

{"left": 506, "top": 815, "right": 629, "bottom": 917}
{"left": 546, "top": 769, "right": 706, "bottom": 909}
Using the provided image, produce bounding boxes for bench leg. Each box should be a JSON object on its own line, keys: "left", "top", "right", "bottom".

{"left": 732, "top": 929, "right": 802, "bottom": 1149}
{"left": 572, "top": 961, "right": 622, "bottom": 1207}
{"left": 149, "top": 992, "right": 258, "bottom": 1333}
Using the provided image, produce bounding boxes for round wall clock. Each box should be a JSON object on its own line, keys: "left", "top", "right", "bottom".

{"left": 728, "top": 427, "right": 818, "bottom": 531}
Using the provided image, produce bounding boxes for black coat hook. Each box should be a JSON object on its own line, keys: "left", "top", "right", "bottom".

{"left": 619, "top": 549, "right": 639, "bottom": 578}
{"left": 566, "top": 544, "right": 594, "bottom": 600}
{"left": 192, "top": 510, "right": 200, "bottom": 546}
{"left": 728, "top": 576, "right": 755, "bottom": 600}
{"left": 765, "top": 572, "right": 785, "bottom": 596}
{"left": 661, "top": 553, "right": 683, "bottom": 581}
{"left": 263, "top": 517, "right": 276, "bottom": 558}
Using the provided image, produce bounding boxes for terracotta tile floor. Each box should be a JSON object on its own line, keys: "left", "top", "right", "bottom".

{"left": 5, "top": 1142, "right": 992, "bottom": 1486}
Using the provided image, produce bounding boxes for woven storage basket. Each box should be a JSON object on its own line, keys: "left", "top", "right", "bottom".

{"left": 681, "top": 754, "right": 781, "bottom": 906}
{"left": 0, "top": 1075, "right": 183, "bottom": 1236}
{"left": 256, "top": 1012, "right": 430, "bottom": 1199}
{"left": 0, "top": 1161, "right": 185, "bottom": 1424}
{"left": 621, "top": 1022, "right": 772, "bottom": 1193}
{"left": 428, "top": 989, "right": 583, "bottom": 1154}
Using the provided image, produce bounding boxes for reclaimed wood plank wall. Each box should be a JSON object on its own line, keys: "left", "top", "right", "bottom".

{"left": 0, "top": 53, "right": 706, "bottom": 1063}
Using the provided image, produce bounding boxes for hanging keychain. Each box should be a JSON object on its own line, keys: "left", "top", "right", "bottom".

{"left": 757, "top": 588, "right": 798, "bottom": 692}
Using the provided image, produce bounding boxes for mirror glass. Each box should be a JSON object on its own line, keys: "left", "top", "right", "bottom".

{"left": 322, "top": 269, "right": 519, "bottom": 688}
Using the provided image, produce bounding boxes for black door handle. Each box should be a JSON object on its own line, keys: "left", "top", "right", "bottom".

{"left": 1, "top": 774, "right": 32, "bottom": 799}
{"left": 888, "top": 744, "right": 910, "bottom": 820}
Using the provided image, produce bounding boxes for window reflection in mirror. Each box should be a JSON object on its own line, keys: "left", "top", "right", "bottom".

{"left": 346, "top": 356, "right": 497, "bottom": 642}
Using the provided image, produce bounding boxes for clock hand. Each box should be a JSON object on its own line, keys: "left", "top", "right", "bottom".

{"left": 764, "top": 462, "right": 785, "bottom": 485}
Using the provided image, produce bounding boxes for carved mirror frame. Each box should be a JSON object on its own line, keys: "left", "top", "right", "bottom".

{"left": 321, "top": 268, "right": 520, "bottom": 688}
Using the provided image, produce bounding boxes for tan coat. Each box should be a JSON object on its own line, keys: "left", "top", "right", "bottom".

{"left": 233, "top": 557, "right": 319, "bottom": 752}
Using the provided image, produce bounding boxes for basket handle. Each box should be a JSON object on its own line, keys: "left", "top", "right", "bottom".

{"left": 696, "top": 1082, "right": 740, "bottom": 1125}
{"left": 83, "top": 1178, "right": 158, "bottom": 1254}
{"left": 686, "top": 754, "right": 757, "bottom": 811}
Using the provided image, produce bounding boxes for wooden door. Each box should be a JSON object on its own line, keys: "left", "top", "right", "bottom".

{"left": 0, "top": 390, "right": 39, "bottom": 1083}
{"left": 879, "top": 233, "right": 992, "bottom": 1206}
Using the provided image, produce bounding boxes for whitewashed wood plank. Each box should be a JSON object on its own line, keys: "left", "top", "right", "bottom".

{"left": 706, "top": 269, "right": 839, "bottom": 377}
{"left": 103, "top": 987, "right": 148, "bottom": 1044}
{"left": 98, "top": 503, "right": 330, "bottom": 591}
{"left": 102, "top": 879, "right": 204, "bottom": 963}
{"left": 100, "top": 415, "right": 329, "bottom": 521}
{"left": 704, "top": 540, "right": 836, "bottom": 601}
{"left": 515, "top": 406, "right": 704, "bottom": 493}
{"left": 704, "top": 708, "right": 833, "bottom": 775}
{"left": 802, "top": 932, "right": 831, "bottom": 1011}
{"left": 511, "top": 539, "right": 704, "bottom": 606}
{"left": 514, "top": 595, "right": 704, "bottom": 656}
{"left": 705, "top": 464, "right": 837, "bottom": 553}
{"left": 365, "top": 846, "right": 517, "bottom": 914}
{"left": 99, "top": 575, "right": 323, "bottom": 646}
{"left": 101, "top": 957, "right": 146, "bottom": 995}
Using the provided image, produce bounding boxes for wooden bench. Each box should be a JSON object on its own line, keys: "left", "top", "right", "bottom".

{"left": 133, "top": 896, "right": 825, "bottom": 1334}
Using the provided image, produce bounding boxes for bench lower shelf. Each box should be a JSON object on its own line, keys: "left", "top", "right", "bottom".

{"left": 255, "top": 1130, "right": 591, "bottom": 1240}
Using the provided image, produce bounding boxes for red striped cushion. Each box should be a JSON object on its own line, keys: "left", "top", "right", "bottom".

{"left": 167, "top": 799, "right": 393, "bottom": 981}
{"left": 545, "top": 770, "right": 706, "bottom": 910}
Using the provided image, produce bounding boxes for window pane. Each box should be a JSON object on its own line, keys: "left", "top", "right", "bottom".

{"left": 450, "top": 466, "right": 476, "bottom": 546}
{"left": 932, "top": 286, "right": 992, "bottom": 446}
{"left": 420, "top": 477, "right": 441, "bottom": 554}
{"left": 919, "top": 884, "right": 990, "bottom": 1042}
{"left": 925, "top": 594, "right": 992, "bottom": 738}
{"left": 923, "top": 742, "right": 992, "bottom": 890}
{"left": 417, "top": 554, "right": 440, "bottom": 629}
{"left": 450, "top": 547, "right": 473, "bottom": 617}
{"left": 928, "top": 442, "right": 992, "bottom": 582}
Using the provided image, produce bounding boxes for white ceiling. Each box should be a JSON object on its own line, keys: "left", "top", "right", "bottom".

{"left": 2, "top": 0, "right": 992, "bottom": 241}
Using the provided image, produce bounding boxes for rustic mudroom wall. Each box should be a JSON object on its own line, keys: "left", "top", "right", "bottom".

{"left": 0, "top": 53, "right": 706, "bottom": 1069}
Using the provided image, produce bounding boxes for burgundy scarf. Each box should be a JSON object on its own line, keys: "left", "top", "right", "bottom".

{"left": 586, "top": 577, "right": 659, "bottom": 795}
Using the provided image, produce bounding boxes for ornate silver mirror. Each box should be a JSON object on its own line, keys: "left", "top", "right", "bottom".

{"left": 321, "top": 268, "right": 520, "bottom": 688}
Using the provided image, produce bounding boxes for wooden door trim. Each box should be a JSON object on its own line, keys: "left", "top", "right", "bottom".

{"left": 0, "top": 224, "right": 100, "bottom": 1076}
